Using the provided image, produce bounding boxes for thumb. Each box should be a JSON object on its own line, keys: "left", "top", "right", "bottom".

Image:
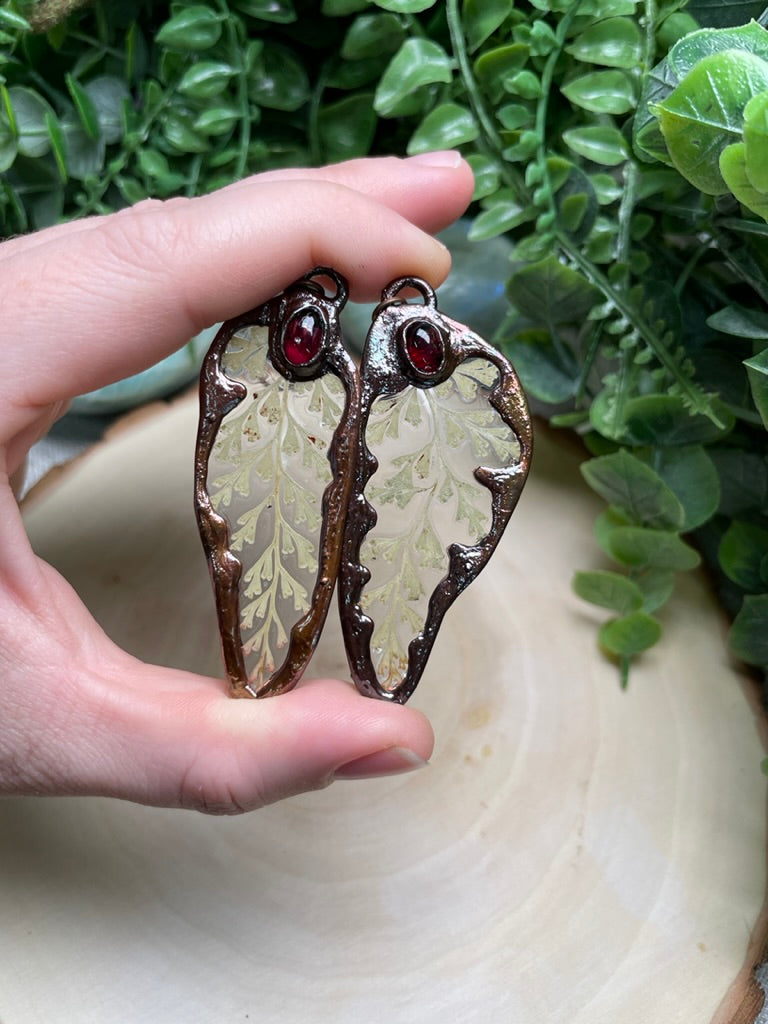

{"left": 23, "top": 654, "right": 434, "bottom": 813}
{"left": 168, "top": 677, "right": 434, "bottom": 812}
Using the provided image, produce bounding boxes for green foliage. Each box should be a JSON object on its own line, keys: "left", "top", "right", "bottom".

{"left": 1, "top": 0, "right": 767, "bottom": 684}
{"left": 637, "top": 19, "right": 768, "bottom": 215}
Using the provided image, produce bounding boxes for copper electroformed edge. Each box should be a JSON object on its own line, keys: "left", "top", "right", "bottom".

{"left": 195, "top": 269, "right": 533, "bottom": 704}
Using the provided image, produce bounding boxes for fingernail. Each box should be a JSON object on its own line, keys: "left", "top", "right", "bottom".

{"left": 407, "top": 150, "right": 463, "bottom": 169}
{"left": 334, "top": 746, "right": 428, "bottom": 780}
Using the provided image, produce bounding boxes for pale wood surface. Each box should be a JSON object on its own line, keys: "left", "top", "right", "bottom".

{"left": 3, "top": 392, "right": 766, "bottom": 1024}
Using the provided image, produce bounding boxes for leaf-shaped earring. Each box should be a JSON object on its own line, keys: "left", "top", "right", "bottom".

{"left": 339, "top": 277, "right": 532, "bottom": 702}
{"left": 195, "top": 268, "right": 360, "bottom": 697}
{"left": 195, "top": 268, "right": 532, "bottom": 703}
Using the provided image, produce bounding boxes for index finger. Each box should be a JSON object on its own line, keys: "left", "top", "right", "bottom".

{"left": 0, "top": 155, "right": 473, "bottom": 414}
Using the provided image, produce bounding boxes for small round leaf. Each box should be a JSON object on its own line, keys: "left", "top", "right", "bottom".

{"left": 599, "top": 612, "right": 662, "bottom": 657}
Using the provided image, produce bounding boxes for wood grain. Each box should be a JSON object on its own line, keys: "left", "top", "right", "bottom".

{"left": 3, "top": 393, "right": 766, "bottom": 1024}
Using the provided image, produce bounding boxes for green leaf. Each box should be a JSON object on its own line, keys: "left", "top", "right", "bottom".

{"left": 720, "top": 142, "right": 768, "bottom": 221}
{"left": 669, "top": 21, "right": 768, "bottom": 78}
{"left": 341, "top": 13, "right": 405, "bottom": 60}
{"left": 502, "top": 130, "right": 540, "bottom": 162}
{"left": 322, "top": 0, "right": 370, "bottom": 12}
{"left": 744, "top": 347, "right": 768, "bottom": 428}
{"left": 562, "top": 125, "right": 628, "bottom": 166}
{"left": 594, "top": 504, "right": 632, "bottom": 554}
{"left": 641, "top": 445, "right": 720, "bottom": 531}
{"left": 654, "top": 50, "right": 768, "bottom": 195}
{"left": 573, "top": 570, "right": 644, "bottom": 614}
{"left": 155, "top": 7, "right": 223, "bottom": 51}
{"left": 193, "top": 105, "right": 241, "bottom": 135}
{"left": 711, "top": 448, "right": 768, "bottom": 518}
{"left": 581, "top": 450, "right": 685, "bottom": 529}
{"left": 137, "top": 148, "right": 172, "bottom": 179}
{"left": 45, "top": 112, "right": 67, "bottom": 182}
{"left": 656, "top": 12, "right": 700, "bottom": 51}
{"left": 0, "top": 112, "right": 18, "bottom": 172}
{"left": 576, "top": 0, "right": 639, "bottom": 16}
{"left": 62, "top": 113, "right": 105, "bottom": 179}
{"left": 8, "top": 86, "right": 54, "bottom": 159}
{"left": 743, "top": 90, "right": 768, "bottom": 192}
{"left": 561, "top": 70, "right": 637, "bottom": 115}
{"left": 161, "top": 110, "right": 209, "bottom": 154}
{"left": 466, "top": 153, "right": 500, "bottom": 200}
{"left": 373, "top": 0, "right": 436, "bottom": 10}
{"left": 66, "top": 74, "right": 100, "bottom": 141}
{"left": 178, "top": 61, "right": 236, "bottom": 99}
{"left": 497, "top": 103, "right": 531, "bottom": 130}
{"left": 565, "top": 17, "right": 643, "bottom": 69}
{"left": 0, "top": 8, "right": 31, "bottom": 31}
{"left": 317, "top": 92, "right": 376, "bottom": 161}
{"left": 559, "top": 192, "right": 589, "bottom": 234}
{"left": 634, "top": 568, "right": 676, "bottom": 613}
{"left": 325, "top": 54, "right": 390, "bottom": 90}
{"left": 599, "top": 611, "right": 662, "bottom": 658}
{"left": 719, "top": 520, "right": 768, "bottom": 591}
{"left": 84, "top": 76, "right": 129, "bottom": 146}
{"left": 374, "top": 39, "right": 453, "bottom": 117}
{"left": 474, "top": 43, "right": 528, "bottom": 95}
{"left": 707, "top": 303, "right": 768, "bottom": 339}
{"left": 502, "top": 329, "right": 579, "bottom": 403}
{"left": 590, "top": 173, "right": 623, "bottom": 205}
{"left": 633, "top": 56, "right": 680, "bottom": 164}
{"left": 249, "top": 45, "right": 310, "bottom": 111}
{"left": 636, "top": 22, "right": 768, "bottom": 163}
{"left": 552, "top": 161, "right": 597, "bottom": 242}
{"left": 504, "top": 70, "right": 541, "bottom": 100}
{"left": 467, "top": 200, "right": 535, "bottom": 240}
{"left": 611, "top": 394, "right": 734, "bottom": 446}
{"left": 124, "top": 22, "right": 149, "bottom": 84}
{"left": 408, "top": 102, "right": 478, "bottom": 154}
{"left": 730, "top": 594, "right": 768, "bottom": 666}
{"left": 234, "top": 0, "right": 297, "bottom": 22}
{"left": 463, "top": 0, "right": 514, "bottom": 53}
{"left": 116, "top": 175, "right": 146, "bottom": 204}
{"left": 607, "top": 526, "right": 701, "bottom": 570}
{"left": 506, "top": 255, "right": 602, "bottom": 324}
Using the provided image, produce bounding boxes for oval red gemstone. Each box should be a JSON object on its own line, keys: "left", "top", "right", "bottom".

{"left": 404, "top": 320, "right": 444, "bottom": 375}
{"left": 283, "top": 309, "right": 324, "bottom": 366}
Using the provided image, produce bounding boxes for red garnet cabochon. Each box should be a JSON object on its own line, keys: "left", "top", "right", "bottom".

{"left": 403, "top": 319, "right": 444, "bottom": 375}
{"left": 283, "top": 308, "right": 324, "bottom": 366}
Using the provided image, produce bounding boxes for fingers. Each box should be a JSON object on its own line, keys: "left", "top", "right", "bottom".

{"left": 168, "top": 677, "right": 434, "bottom": 812}
{"left": 7, "top": 653, "right": 434, "bottom": 812}
{"left": 0, "top": 155, "right": 473, "bottom": 417}
{"left": 0, "top": 152, "right": 471, "bottom": 264}
{"left": 0, "top": 545, "right": 434, "bottom": 811}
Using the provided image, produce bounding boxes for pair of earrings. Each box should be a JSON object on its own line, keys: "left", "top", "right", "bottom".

{"left": 194, "top": 268, "right": 532, "bottom": 704}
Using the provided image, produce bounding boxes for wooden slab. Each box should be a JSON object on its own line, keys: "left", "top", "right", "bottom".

{"left": 3, "top": 393, "right": 766, "bottom": 1023}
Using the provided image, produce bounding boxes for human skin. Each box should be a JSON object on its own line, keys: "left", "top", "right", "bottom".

{"left": 0, "top": 152, "right": 475, "bottom": 814}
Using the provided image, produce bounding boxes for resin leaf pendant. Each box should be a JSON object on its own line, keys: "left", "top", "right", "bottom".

{"left": 195, "top": 268, "right": 360, "bottom": 697}
{"left": 195, "top": 269, "right": 532, "bottom": 703}
{"left": 339, "top": 277, "right": 532, "bottom": 702}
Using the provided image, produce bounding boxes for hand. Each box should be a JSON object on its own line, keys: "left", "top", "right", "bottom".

{"left": 0, "top": 153, "right": 474, "bottom": 813}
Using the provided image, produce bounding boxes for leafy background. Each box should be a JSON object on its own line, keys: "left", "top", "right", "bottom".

{"left": 1, "top": 0, "right": 767, "bottom": 688}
